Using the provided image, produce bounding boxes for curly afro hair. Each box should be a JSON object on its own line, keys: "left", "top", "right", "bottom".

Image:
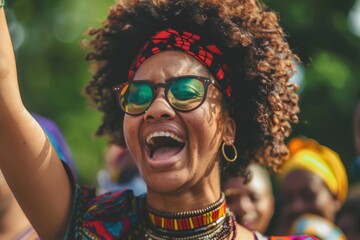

{"left": 84, "top": 0, "right": 300, "bottom": 177}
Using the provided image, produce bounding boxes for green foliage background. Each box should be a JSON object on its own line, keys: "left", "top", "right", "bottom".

{"left": 6, "top": 0, "right": 360, "bottom": 184}
{"left": 266, "top": 0, "right": 360, "bottom": 183}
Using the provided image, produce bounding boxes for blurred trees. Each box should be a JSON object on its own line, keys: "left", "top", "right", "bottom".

{"left": 6, "top": 0, "right": 114, "bottom": 184}
{"left": 266, "top": 0, "right": 360, "bottom": 183}
{"left": 5, "top": 0, "right": 360, "bottom": 184}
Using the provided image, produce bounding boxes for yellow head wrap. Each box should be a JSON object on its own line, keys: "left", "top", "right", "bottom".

{"left": 280, "top": 137, "right": 348, "bottom": 203}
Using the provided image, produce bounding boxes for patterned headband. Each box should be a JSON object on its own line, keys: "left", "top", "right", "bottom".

{"left": 128, "top": 28, "right": 232, "bottom": 98}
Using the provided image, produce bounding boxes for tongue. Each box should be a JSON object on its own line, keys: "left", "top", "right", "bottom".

{"left": 152, "top": 146, "right": 183, "bottom": 161}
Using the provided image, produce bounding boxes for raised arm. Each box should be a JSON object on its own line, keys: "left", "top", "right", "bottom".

{"left": 0, "top": 8, "right": 72, "bottom": 239}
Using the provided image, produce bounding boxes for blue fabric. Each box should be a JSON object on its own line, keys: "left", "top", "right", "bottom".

{"left": 32, "top": 113, "right": 77, "bottom": 176}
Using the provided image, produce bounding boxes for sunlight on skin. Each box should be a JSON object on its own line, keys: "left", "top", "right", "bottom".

{"left": 124, "top": 51, "right": 235, "bottom": 213}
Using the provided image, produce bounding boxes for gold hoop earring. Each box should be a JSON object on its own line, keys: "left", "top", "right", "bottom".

{"left": 221, "top": 142, "right": 237, "bottom": 162}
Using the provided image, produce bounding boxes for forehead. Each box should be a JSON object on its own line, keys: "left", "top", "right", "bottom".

{"left": 283, "top": 169, "right": 326, "bottom": 192}
{"left": 224, "top": 175, "right": 270, "bottom": 195}
{"left": 133, "top": 51, "right": 211, "bottom": 80}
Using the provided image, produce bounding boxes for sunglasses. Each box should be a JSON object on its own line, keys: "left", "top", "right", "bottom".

{"left": 113, "top": 75, "right": 222, "bottom": 115}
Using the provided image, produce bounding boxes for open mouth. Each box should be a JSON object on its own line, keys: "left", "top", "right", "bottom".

{"left": 145, "top": 131, "right": 185, "bottom": 161}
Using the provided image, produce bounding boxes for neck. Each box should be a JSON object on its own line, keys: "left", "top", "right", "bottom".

{"left": 144, "top": 192, "right": 236, "bottom": 240}
{"left": 147, "top": 192, "right": 226, "bottom": 226}
{"left": 143, "top": 167, "right": 238, "bottom": 239}
{"left": 146, "top": 163, "right": 221, "bottom": 212}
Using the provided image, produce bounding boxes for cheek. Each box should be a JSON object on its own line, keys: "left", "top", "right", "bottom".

{"left": 313, "top": 191, "right": 334, "bottom": 215}
{"left": 123, "top": 117, "right": 140, "bottom": 149}
{"left": 317, "top": 191, "right": 335, "bottom": 211}
{"left": 256, "top": 199, "right": 270, "bottom": 214}
{"left": 186, "top": 106, "right": 224, "bottom": 143}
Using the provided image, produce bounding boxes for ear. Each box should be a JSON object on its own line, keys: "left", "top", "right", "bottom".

{"left": 222, "top": 115, "right": 236, "bottom": 143}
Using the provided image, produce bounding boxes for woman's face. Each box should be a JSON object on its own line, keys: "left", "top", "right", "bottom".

{"left": 123, "top": 51, "right": 235, "bottom": 194}
{"left": 223, "top": 173, "right": 274, "bottom": 233}
{"left": 281, "top": 170, "right": 340, "bottom": 225}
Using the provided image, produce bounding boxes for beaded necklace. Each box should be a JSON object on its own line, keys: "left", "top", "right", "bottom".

{"left": 143, "top": 192, "right": 237, "bottom": 239}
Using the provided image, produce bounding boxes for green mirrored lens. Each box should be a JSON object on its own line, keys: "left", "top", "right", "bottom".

{"left": 121, "top": 82, "right": 153, "bottom": 114}
{"left": 168, "top": 77, "right": 205, "bottom": 110}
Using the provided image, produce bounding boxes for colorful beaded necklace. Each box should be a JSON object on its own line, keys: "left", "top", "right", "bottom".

{"left": 144, "top": 192, "right": 237, "bottom": 239}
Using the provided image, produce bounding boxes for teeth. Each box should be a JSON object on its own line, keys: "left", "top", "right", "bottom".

{"left": 146, "top": 131, "right": 184, "bottom": 145}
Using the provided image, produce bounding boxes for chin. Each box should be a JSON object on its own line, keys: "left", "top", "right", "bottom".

{"left": 146, "top": 171, "right": 190, "bottom": 193}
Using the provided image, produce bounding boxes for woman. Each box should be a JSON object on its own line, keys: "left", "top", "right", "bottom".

{"left": 222, "top": 163, "right": 274, "bottom": 234}
{"left": 0, "top": 0, "right": 311, "bottom": 239}
{"left": 277, "top": 137, "right": 348, "bottom": 235}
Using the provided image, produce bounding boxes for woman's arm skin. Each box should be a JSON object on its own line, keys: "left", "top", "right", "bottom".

{"left": 0, "top": 9, "right": 72, "bottom": 239}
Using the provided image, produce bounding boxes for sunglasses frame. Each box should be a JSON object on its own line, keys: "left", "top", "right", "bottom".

{"left": 113, "top": 75, "right": 223, "bottom": 115}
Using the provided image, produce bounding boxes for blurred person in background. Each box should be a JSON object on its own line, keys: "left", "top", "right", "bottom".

{"left": 0, "top": 114, "right": 75, "bottom": 240}
{"left": 289, "top": 213, "right": 346, "bottom": 240}
{"left": 333, "top": 91, "right": 360, "bottom": 239}
{"left": 276, "top": 137, "right": 348, "bottom": 235}
{"left": 222, "top": 163, "right": 275, "bottom": 234}
{"left": 336, "top": 183, "right": 360, "bottom": 240}
{"left": 97, "top": 144, "right": 146, "bottom": 195}
{"left": 351, "top": 90, "right": 360, "bottom": 178}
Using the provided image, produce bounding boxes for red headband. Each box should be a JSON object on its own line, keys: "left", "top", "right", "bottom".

{"left": 128, "top": 28, "right": 232, "bottom": 98}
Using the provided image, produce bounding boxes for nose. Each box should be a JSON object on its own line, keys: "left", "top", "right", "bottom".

{"left": 289, "top": 197, "right": 307, "bottom": 217}
{"left": 144, "top": 89, "right": 176, "bottom": 121}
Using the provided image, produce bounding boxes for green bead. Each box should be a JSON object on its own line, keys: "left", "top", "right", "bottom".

{"left": 0, "top": 0, "right": 5, "bottom": 8}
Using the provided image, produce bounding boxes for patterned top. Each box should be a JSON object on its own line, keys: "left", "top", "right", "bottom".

{"left": 64, "top": 183, "right": 317, "bottom": 240}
